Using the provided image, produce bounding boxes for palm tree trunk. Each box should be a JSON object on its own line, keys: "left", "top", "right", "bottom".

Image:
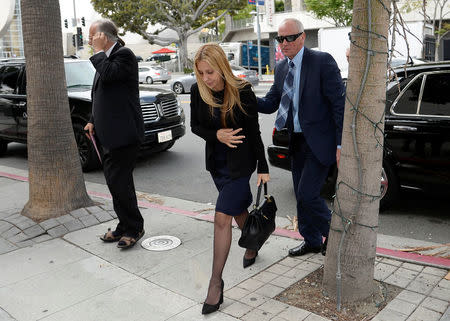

{"left": 323, "top": 0, "right": 390, "bottom": 303}
{"left": 21, "top": 0, "right": 93, "bottom": 222}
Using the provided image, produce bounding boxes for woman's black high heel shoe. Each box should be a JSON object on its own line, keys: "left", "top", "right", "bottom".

{"left": 201, "top": 280, "right": 224, "bottom": 315}
{"left": 243, "top": 250, "right": 258, "bottom": 268}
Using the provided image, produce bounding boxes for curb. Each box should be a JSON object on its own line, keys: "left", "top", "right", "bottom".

{"left": 1, "top": 170, "right": 449, "bottom": 269}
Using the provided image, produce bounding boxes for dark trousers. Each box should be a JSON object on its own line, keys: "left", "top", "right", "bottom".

{"left": 102, "top": 144, "right": 143, "bottom": 238}
{"left": 290, "top": 133, "right": 331, "bottom": 247}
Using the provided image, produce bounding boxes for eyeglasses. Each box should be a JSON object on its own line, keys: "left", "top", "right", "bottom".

{"left": 275, "top": 32, "right": 303, "bottom": 43}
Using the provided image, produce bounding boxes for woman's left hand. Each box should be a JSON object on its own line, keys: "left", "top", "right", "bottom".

{"left": 257, "top": 173, "right": 270, "bottom": 186}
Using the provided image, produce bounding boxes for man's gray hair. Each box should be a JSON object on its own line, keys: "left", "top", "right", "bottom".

{"left": 281, "top": 18, "right": 304, "bottom": 33}
{"left": 94, "top": 19, "right": 119, "bottom": 42}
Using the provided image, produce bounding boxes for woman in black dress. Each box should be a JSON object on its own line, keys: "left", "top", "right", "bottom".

{"left": 190, "top": 43, "right": 270, "bottom": 315}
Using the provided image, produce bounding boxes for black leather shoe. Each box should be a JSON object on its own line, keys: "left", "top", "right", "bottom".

{"left": 288, "top": 242, "right": 321, "bottom": 256}
{"left": 201, "top": 280, "right": 224, "bottom": 315}
{"left": 321, "top": 237, "right": 328, "bottom": 256}
{"left": 243, "top": 251, "right": 258, "bottom": 268}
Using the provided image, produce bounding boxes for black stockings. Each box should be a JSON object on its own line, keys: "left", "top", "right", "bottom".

{"left": 204, "top": 210, "right": 257, "bottom": 305}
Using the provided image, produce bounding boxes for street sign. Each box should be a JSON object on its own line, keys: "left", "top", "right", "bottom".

{"left": 248, "top": 0, "right": 256, "bottom": 4}
{"left": 258, "top": 0, "right": 265, "bottom": 5}
{"left": 0, "top": 0, "right": 15, "bottom": 38}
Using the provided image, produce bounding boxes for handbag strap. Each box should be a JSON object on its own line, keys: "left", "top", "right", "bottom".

{"left": 255, "top": 183, "right": 268, "bottom": 207}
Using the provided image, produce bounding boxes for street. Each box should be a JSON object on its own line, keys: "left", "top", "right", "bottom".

{"left": 0, "top": 81, "right": 449, "bottom": 244}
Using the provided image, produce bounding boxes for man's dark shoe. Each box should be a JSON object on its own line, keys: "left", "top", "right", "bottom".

{"left": 288, "top": 242, "right": 321, "bottom": 257}
{"left": 321, "top": 237, "right": 328, "bottom": 256}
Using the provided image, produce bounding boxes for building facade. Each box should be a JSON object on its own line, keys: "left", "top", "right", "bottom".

{"left": 0, "top": 0, "right": 24, "bottom": 58}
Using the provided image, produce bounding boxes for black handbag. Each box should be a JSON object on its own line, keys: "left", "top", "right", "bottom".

{"left": 238, "top": 183, "right": 277, "bottom": 251}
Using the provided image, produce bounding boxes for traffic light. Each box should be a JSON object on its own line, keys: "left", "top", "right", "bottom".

{"left": 81, "top": 17, "right": 85, "bottom": 27}
{"left": 76, "top": 27, "right": 83, "bottom": 47}
{"left": 64, "top": 19, "right": 68, "bottom": 28}
{"left": 72, "top": 34, "right": 76, "bottom": 47}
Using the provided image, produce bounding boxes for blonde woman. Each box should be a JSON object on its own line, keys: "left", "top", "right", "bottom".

{"left": 190, "top": 43, "right": 270, "bottom": 315}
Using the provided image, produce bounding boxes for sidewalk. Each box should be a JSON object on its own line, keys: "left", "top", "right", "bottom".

{"left": 0, "top": 165, "right": 448, "bottom": 321}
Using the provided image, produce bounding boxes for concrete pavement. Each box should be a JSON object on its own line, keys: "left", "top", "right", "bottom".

{"left": 0, "top": 164, "right": 449, "bottom": 321}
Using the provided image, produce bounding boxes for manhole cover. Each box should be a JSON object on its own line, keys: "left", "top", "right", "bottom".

{"left": 141, "top": 235, "right": 181, "bottom": 251}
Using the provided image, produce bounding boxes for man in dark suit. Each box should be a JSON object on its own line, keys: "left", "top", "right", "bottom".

{"left": 84, "top": 19, "right": 145, "bottom": 249}
{"left": 258, "top": 18, "right": 345, "bottom": 256}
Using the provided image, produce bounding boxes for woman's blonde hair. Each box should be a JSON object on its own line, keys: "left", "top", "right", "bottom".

{"left": 194, "top": 43, "right": 248, "bottom": 127}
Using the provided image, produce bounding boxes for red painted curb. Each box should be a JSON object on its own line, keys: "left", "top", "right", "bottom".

{"left": 1, "top": 171, "right": 449, "bottom": 268}
{"left": 376, "top": 247, "right": 450, "bottom": 267}
{"left": 0, "top": 172, "right": 28, "bottom": 182}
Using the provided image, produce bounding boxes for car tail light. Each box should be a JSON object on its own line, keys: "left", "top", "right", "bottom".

{"left": 155, "top": 73, "right": 160, "bottom": 75}
{"left": 277, "top": 154, "right": 286, "bottom": 159}
{"left": 272, "top": 128, "right": 276, "bottom": 137}
{"left": 238, "top": 74, "right": 247, "bottom": 78}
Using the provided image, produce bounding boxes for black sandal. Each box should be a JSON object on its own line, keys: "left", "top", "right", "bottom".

{"left": 100, "top": 228, "right": 122, "bottom": 242}
{"left": 117, "top": 230, "right": 145, "bottom": 249}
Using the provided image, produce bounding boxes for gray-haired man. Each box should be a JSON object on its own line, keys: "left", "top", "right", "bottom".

{"left": 84, "top": 19, "right": 145, "bottom": 249}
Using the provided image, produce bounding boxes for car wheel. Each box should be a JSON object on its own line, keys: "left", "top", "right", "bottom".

{"left": 73, "top": 123, "right": 101, "bottom": 172}
{"left": 173, "top": 82, "right": 184, "bottom": 94}
{"left": 0, "top": 139, "right": 8, "bottom": 156}
{"left": 379, "top": 161, "right": 399, "bottom": 211}
{"left": 162, "top": 80, "right": 168, "bottom": 84}
{"left": 146, "top": 76, "right": 153, "bottom": 84}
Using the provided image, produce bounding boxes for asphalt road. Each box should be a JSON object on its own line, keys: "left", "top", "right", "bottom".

{"left": 1, "top": 82, "right": 449, "bottom": 244}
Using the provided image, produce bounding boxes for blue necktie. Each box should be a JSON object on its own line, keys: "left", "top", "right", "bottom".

{"left": 275, "top": 61, "right": 295, "bottom": 131}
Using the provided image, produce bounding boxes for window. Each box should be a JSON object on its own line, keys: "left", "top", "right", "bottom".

{"left": 0, "top": 65, "right": 21, "bottom": 94}
{"left": 392, "top": 75, "right": 423, "bottom": 115}
{"left": 420, "top": 73, "right": 450, "bottom": 116}
{"left": 64, "top": 61, "right": 95, "bottom": 87}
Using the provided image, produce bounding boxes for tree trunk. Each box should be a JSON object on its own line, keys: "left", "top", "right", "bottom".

{"left": 434, "top": 2, "right": 446, "bottom": 61}
{"left": 323, "top": 0, "right": 390, "bottom": 304}
{"left": 178, "top": 33, "right": 190, "bottom": 70}
{"left": 21, "top": 0, "right": 94, "bottom": 222}
{"left": 423, "top": 0, "right": 428, "bottom": 59}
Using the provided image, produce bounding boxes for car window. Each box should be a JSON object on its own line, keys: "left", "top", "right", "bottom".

{"left": 139, "top": 67, "right": 149, "bottom": 72}
{"left": 392, "top": 75, "right": 423, "bottom": 115}
{"left": 64, "top": 61, "right": 95, "bottom": 87}
{"left": 420, "top": 72, "right": 450, "bottom": 116}
{"left": 0, "top": 65, "right": 21, "bottom": 94}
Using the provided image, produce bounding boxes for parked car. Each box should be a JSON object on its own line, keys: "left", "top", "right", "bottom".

{"left": 388, "top": 57, "right": 424, "bottom": 68}
{"left": 0, "top": 58, "right": 186, "bottom": 171}
{"left": 231, "top": 65, "right": 259, "bottom": 86}
{"left": 267, "top": 61, "right": 450, "bottom": 210}
{"left": 171, "top": 65, "right": 259, "bottom": 94}
{"left": 135, "top": 55, "right": 143, "bottom": 62}
{"left": 171, "top": 72, "right": 196, "bottom": 94}
{"left": 145, "top": 54, "right": 171, "bottom": 62}
{"left": 138, "top": 65, "right": 171, "bottom": 84}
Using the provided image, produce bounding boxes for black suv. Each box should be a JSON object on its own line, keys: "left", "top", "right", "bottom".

{"left": 268, "top": 62, "right": 450, "bottom": 210}
{"left": 0, "top": 58, "right": 186, "bottom": 171}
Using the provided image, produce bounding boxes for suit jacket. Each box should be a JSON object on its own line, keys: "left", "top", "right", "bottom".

{"left": 89, "top": 43, "right": 144, "bottom": 150}
{"left": 190, "top": 83, "right": 269, "bottom": 179}
{"left": 258, "top": 47, "right": 345, "bottom": 166}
